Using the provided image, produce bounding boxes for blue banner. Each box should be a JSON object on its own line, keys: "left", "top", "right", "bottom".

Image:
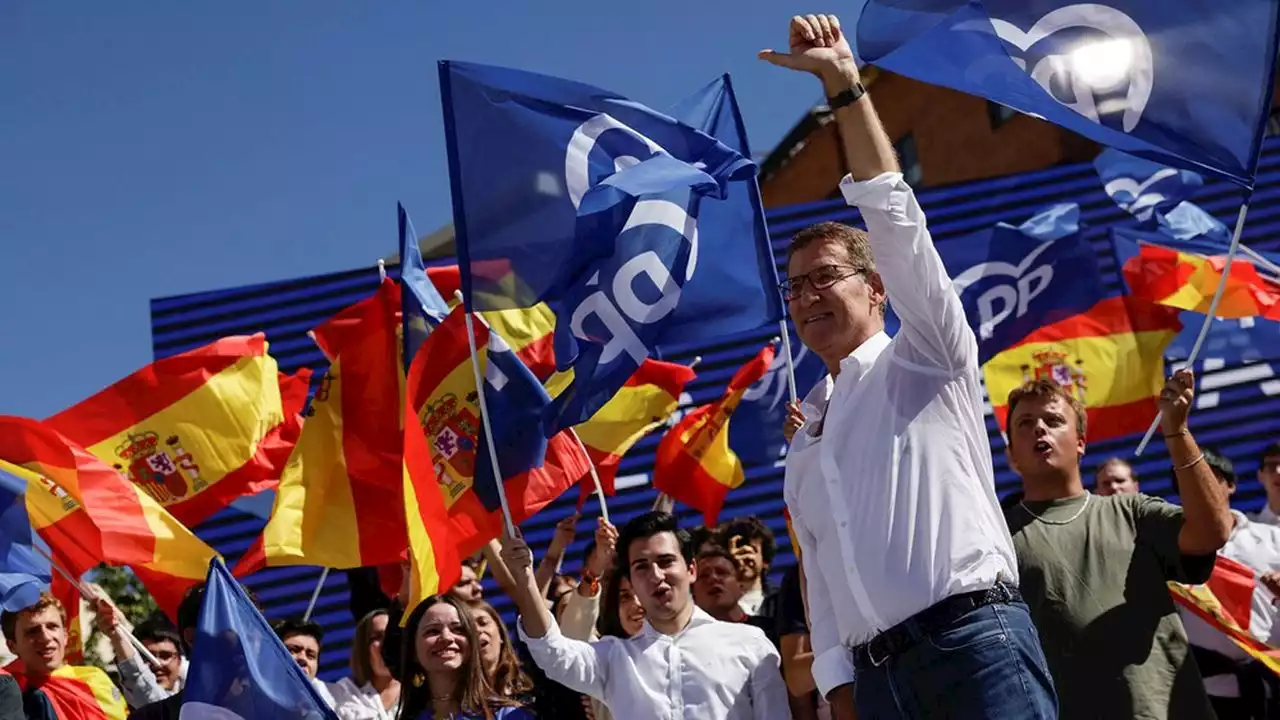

{"left": 0, "top": 465, "right": 49, "bottom": 613}
{"left": 439, "top": 62, "right": 784, "bottom": 431}
{"left": 728, "top": 330, "right": 827, "bottom": 467}
{"left": 183, "top": 559, "right": 338, "bottom": 719}
{"left": 848, "top": 0, "right": 1280, "bottom": 186}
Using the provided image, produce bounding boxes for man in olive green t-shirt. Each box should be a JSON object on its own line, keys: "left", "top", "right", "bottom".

{"left": 1002, "top": 370, "right": 1233, "bottom": 719}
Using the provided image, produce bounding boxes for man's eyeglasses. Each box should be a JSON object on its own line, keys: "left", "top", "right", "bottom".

{"left": 780, "top": 265, "right": 863, "bottom": 301}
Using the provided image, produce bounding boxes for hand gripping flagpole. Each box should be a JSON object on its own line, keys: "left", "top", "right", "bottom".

{"left": 32, "top": 544, "right": 162, "bottom": 669}
{"left": 1134, "top": 200, "right": 1252, "bottom": 455}
{"left": 568, "top": 428, "right": 609, "bottom": 524}
{"left": 652, "top": 355, "right": 702, "bottom": 512}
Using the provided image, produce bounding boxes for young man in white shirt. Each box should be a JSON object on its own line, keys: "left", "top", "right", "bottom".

{"left": 501, "top": 511, "right": 790, "bottom": 720}
{"left": 761, "top": 13, "right": 1056, "bottom": 718}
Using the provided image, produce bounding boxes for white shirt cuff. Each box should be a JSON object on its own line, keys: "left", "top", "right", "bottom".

{"left": 812, "top": 644, "right": 856, "bottom": 700}
{"left": 839, "top": 171, "right": 906, "bottom": 212}
{"left": 517, "top": 614, "right": 563, "bottom": 645}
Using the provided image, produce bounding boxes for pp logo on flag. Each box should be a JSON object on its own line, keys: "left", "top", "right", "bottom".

{"left": 952, "top": 241, "right": 1056, "bottom": 340}
{"left": 562, "top": 113, "right": 701, "bottom": 367}
{"left": 960, "top": 4, "right": 1153, "bottom": 131}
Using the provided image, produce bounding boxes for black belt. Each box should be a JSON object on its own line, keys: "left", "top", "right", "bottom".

{"left": 851, "top": 583, "right": 1021, "bottom": 670}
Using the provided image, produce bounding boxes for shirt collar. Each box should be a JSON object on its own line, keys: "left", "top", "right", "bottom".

{"left": 640, "top": 605, "right": 716, "bottom": 639}
{"left": 1229, "top": 509, "right": 1250, "bottom": 539}
{"left": 837, "top": 331, "right": 891, "bottom": 380}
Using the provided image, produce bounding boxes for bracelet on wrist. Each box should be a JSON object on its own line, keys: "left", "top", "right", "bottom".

{"left": 1163, "top": 428, "right": 1189, "bottom": 438}
{"left": 1173, "top": 452, "right": 1205, "bottom": 472}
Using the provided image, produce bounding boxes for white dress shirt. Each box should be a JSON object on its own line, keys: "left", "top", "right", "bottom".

{"left": 784, "top": 172, "right": 1019, "bottom": 698}
{"left": 1252, "top": 504, "right": 1280, "bottom": 527}
{"left": 326, "top": 677, "right": 400, "bottom": 720}
{"left": 518, "top": 606, "right": 789, "bottom": 720}
{"left": 1180, "top": 510, "right": 1280, "bottom": 697}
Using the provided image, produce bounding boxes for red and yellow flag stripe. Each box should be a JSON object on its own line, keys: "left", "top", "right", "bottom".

{"left": 34, "top": 665, "right": 127, "bottom": 720}
{"left": 1170, "top": 555, "right": 1280, "bottom": 676}
{"left": 45, "top": 335, "right": 292, "bottom": 527}
{"left": 0, "top": 418, "right": 217, "bottom": 616}
{"left": 1122, "top": 242, "right": 1280, "bottom": 320}
{"left": 654, "top": 345, "right": 775, "bottom": 526}
{"left": 984, "top": 296, "right": 1182, "bottom": 442}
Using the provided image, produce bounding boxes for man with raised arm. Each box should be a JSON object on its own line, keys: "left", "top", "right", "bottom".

{"left": 761, "top": 13, "right": 1057, "bottom": 719}
{"left": 500, "top": 511, "right": 790, "bottom": 720}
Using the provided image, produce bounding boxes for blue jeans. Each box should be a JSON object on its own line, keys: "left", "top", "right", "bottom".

{"left": 854, "top": 600, "right": 1058, "bottom": 719}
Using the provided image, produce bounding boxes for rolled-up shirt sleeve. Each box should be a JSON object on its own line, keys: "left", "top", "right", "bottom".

{"left": 116, "top": 653, "right": 170, "bottom": 708}
{"left": 840, "top": 172, "right": 977, "bottom": 375}
{"left": 559, "top": 586, "right": 601, "bottom": 642}
{"left": 517, "top": 615, "right": 608, "bottom": 701}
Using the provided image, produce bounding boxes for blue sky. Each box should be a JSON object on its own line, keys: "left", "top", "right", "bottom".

{"left": 0, "top": 2, "right": 822, "bottom": 419}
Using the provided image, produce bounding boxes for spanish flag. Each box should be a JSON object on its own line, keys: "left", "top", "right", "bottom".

{"left": 31, "top": 665, "right": 127, "bottom": 720}
{"left": 1118, "top": 236, "right": 1280, "bottom": 320}
{"left": 573, "top": 359, "right": 697, "bottom": 507}
{"left": 427, "top": 264, "right": 557, "bottom": 380}
{"left": 0, "top": 418, "right": 217, "bottom": 617}
{"left": 1170, "top": 555, "right": 1280, "bottom": 675}
{"left": 409, "top": 307, "right": 590, "bottom": 559}
{"left": 52, "top": 575, "right": 84, "bottom": 666}
{"left": 984, "top": 296, "right": 1182, "bottom": 442}
{"left": 238, "top": 279, "right": 406, "bottom": 574}
{"left": 654, "top": 345, "right": 774, "bottom": 526}
{"left": 45, "top": 335, "right": 294, "bottom": 527}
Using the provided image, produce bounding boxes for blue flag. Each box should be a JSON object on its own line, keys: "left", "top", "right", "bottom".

{"left": 439, "top": 62, "right": 784, "bottom": 431}
{"left": 183, "top": 558, "right": 337, "bottom": 720}
{"left": 846, "top": 0, "right": 1280, "bottom": 186}
{"left": 1095, "top": 147, "right": 1205, "bottom": 223}
{"left": 0, "top": 465, "right": 50, "bottom": 613}
{"left": 399, "top": 202, "right": 451, "bottom": 367}
{"left": 939, "top": 203, "right": 1103, "bottom": 362}
{"left": 727, "top": 330, "right": 828, "bottom": 468}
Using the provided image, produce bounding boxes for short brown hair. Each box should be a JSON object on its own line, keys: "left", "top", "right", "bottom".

{"left": 786, "top": 221, "right": 885, "bottom": 317}
{"left": 1005, "top": 379, "right": 1087, "bottom": 448}
{"left": 2, "top": 593, "right": 65, "bottom": 643}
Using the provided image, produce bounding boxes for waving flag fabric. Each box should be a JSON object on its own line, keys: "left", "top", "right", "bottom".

{"left": 0, "top": 419, "right": 217, "bottom": 617}
{"left": 654, "top": 345, "right": 775, "bottom": 525}
{"left": 845, "top": 0, "right": 1280, "bottom": 186}
{"left": 938, "top": 203, "right": 1102, "bottom": 363}
{"left": 0, "top": 464, "right": 50, "bottom": 613}
{"left": 728, "top": 331, "right": 827, "bottom": 468}
{"left": 45, "top": 335, "right": 292, "bottom": 527}
{"left": 408, "top": 307, "right": 589, "bottom": 557}
{"left": 183, "top": 559, "right": 339, "bottom": 719}
{"left": 573, "top": 359, "right": 697, "bottom": 507}
{"left": 440, "top": 62, "right": 783, "bottom": 431}
{"left": 400, "top": 203, "right": 451, "bottom": 368}
{"left": 1113, "top": 229, "right": 1280, "bottom": 321}
{"left": 1095, "top": 147, "right": 1207, "bottom": 223}
{"left": 30, "top": 665, "right": 127, "bottom": 720}
{"left": 1170, "top": 556, "right": 1280, "bottom": 675}
{"left": 239, "top": 280, "right": 405, "bottom": 575}
{"left": 984, "top": 296, "right": 1182, "bottom": 441}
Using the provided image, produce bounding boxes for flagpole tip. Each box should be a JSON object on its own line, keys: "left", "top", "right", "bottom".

{"left": 689, "top": 356, "right": 703, "bottom": 368}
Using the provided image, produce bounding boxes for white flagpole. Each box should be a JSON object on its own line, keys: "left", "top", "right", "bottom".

{"left": 378, "top": 258, "right": 387, "bottom": 282}
{"left": 31, "top": 545, "right": 161, "bottom": 668}
{"left": 778, "top": 320, "right": 799, "bottom": 406}
{"left": 302, "top": 567, "right": 329, "bottom": 622}
{"left": 464, "top": 309, "right": 518, "bottom": 538}
{"left": 569, "top": 428, "right": 610, "bottom": 524}
{"left": 1134, "top": 202, "right": 1251, "bottom": 455}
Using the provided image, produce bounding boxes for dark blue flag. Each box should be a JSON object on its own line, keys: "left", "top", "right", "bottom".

{"left": 399, "top": 203, "right": 451, "bottom": 367}
{"left": 938, "top": 203, "right": 1103, "bottom": 362}
{"left": 439, "top": 62, "right": 784, "bottom": 431}
{"left": 183, "top": 558, "right": 337, "bottom": 719}
{"left": 847, "top": 0, "right": 1280, "bottom": 186}
{"left": 1095, "top": 147, "right": 1205, "bottom": 223}
{"left": 727, "top": 329, "right": 828, "bottom": 468}
{"left": 0, "top": 465, "right": 49, "bottom": 613}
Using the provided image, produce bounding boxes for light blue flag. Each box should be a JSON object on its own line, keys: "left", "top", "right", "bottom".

{"left": 0, "top": 465, "right": 51, "bottom": 613}
{"left": 182, "top": 558, "right": 338, "bottom": 720}
{"left": 399, "top": 202, "right": 451, "bottom": 367}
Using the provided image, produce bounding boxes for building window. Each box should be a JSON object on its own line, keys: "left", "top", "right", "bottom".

{"left": 895, "top": 133, "right": 923, "bottom": 186}
{"left": 988, "top": 100, "right": 1018, "bottom": 129}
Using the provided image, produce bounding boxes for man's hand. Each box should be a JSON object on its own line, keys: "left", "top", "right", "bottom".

{"left": 1159, "top": 368, "right": 1195, "bottom": 435}
{"left": 93, "top": 596, "right": 121, "bottom": 635}
{"left": 548, "top": 513, "right": 580, "bottom": 560}
{"left": 783, "top": 401, "right": 806, "bottom": 442}
{"left": 827, "top": 682, "right": 858, "bottom": 720}
{"left": 500, "top": 532, "right": 536, "bottom": 578}
{"left": 1261, "top": 571, "right": 1280, "bottom": 603}
{"left": 759, "top": 14, "right": 860, "bottom": 94}
{"left": 729, "top": 535, "right": 762, "bottom": 580}
{"left": 586, "top": 519, "right": 618, "bottom": 577}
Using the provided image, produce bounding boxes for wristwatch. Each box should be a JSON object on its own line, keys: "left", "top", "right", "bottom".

{"left": 827, "top": 82, "right": 867, "bottom": 111}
